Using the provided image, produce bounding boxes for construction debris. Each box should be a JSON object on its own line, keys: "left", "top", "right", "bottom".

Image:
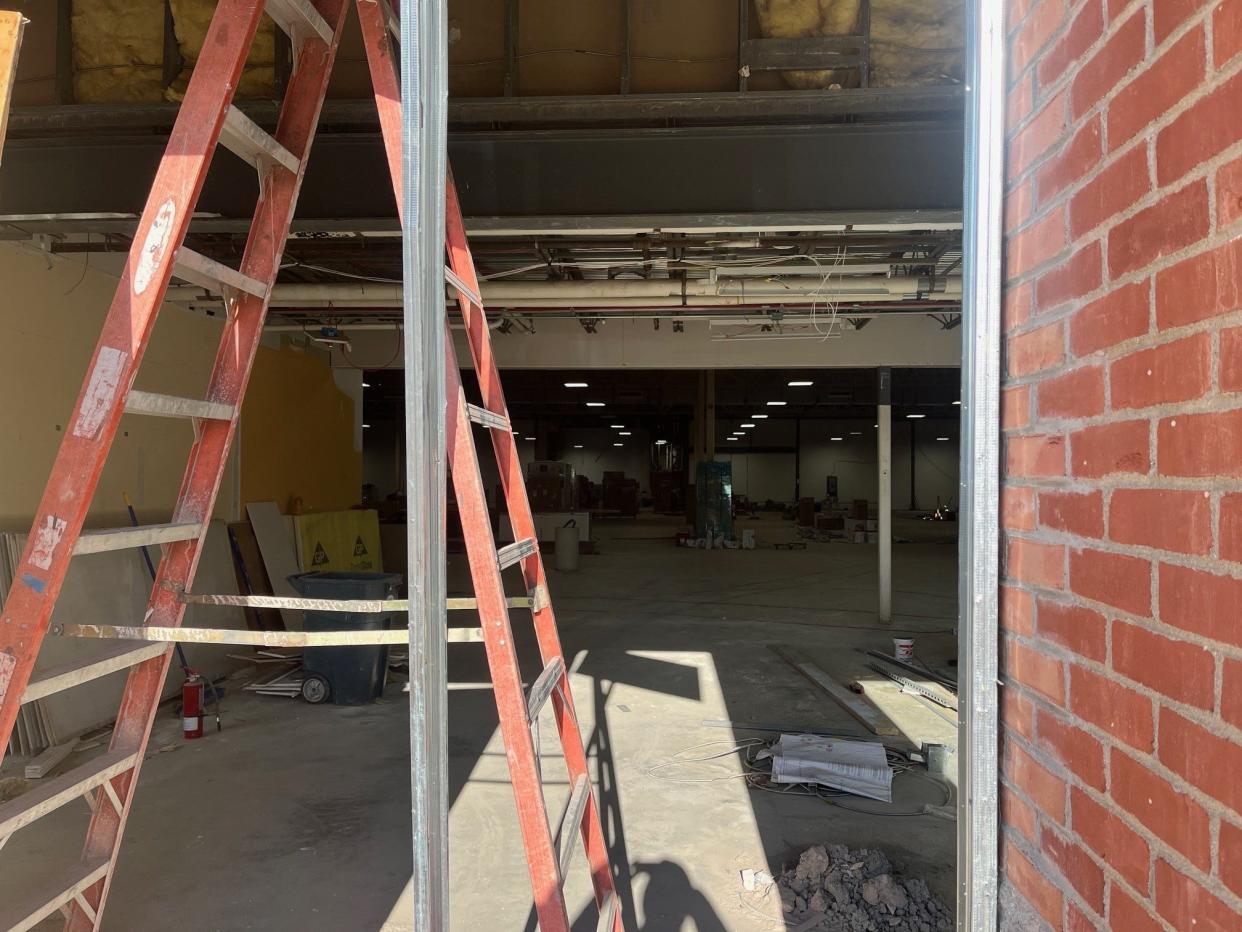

{"left": 775, "top": 844, "right": 954, "bottom": 932}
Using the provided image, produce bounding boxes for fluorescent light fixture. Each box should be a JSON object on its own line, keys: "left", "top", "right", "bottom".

{"left": 725, "top": 436, "right": 739, "bottom": 441}
{"left": 586, "top": 402, "right": 606, "bottom": 407}
{"left": 952, "top": 400, "right": 961, "bottom": 405}
{"left": 655, "top": 439, "right": 668, "bottom": 445}
{"left": 619, "top": 431, "right": 631, "bottom": 436}
{"left": 788, "top": 380, "right": 814, "bottom": 387}
{"left": 936, "top": 436, "right": 951, "bottom": 441}
{"left": 361, "top": 381, "right": 371, "bottom": 388}
{"left": 907, "top": 413, "right": 926, "bottom": 419}
{"left": 874, "top": 424, "right": 879, "bottom": 428}
{"left": 613, "top": 442, "right": 623, "bottom": 447}
{"left": 573, "top": 444, "right": 584, "bottom": 449}
{"left": 362, "top": 423, "right": 371, "bottom": 428}
{"left": 564, "top": 381, "right": 589, "bottom": 388}
{"left": 750, "top": 414, "right": 769, "bottom": 419}
{"left": 849, "top": 431, "right": 862, "bottom": 435}
{"left": 830, "top": 436, "right": 843, "bottom": 441}
{"left": 523, "top": 436, "right": 536, "bottom": 441}
{"left": 741, "top": 423, "right": 756, "bottom": 428}
{"left": 610, "top": 424, "right": 625, "bottom": 429}
{"left": 766, "top": 401, "right": 787, "bottom": 406}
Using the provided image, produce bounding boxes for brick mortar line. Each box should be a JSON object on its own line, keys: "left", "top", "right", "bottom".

{"left": 1002, "top": 712, "right": 1242, "bottom": 918}
{"left": 999, "top": 812, "right": 1111, "bottom": 926}
{"left": 1007, "top": 6, "right": 1241, "bottom": 192}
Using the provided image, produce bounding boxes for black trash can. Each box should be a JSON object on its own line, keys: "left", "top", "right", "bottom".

{"left": 288, "top": 571, "right": 402, "bottom": 705}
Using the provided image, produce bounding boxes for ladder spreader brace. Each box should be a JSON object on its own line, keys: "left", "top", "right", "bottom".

{"left": 0, "top": 0, "right": 625, "bottom": 927}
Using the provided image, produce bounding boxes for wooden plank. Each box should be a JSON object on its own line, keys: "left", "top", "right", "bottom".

{"left": 24, "top": 739, "right": 76, "bottom": 779}
{"left": 769, "top": 646, "right": 898, "bottom": 736}
{"left": 0, "top": 11, "right": 26, "bottom": 167}
{"left": 246, "top": 503, "right": 304, "bottom": 629}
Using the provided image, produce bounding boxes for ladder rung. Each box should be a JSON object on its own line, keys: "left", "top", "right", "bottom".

{"left": 555, "top": 775, "right": 590, "bottom": 881}
{"left": 0, "top": 749, "right": 138, "bottom": 839}
{"left": 219, "top": 105, "right": 300, "bottom": 175}
{"left": 265, "top": 0, "right": 333, "bottom": 46}
{"left": 125, "top": 390, "right": 235, "bottom": 422}
{"left": 445, "top": 264, "right": 483, "bottom": 308}
{"left": 22, "top": 642, "right": 167, "bottom": 704}
{"left": 526, "top": 656, "right": 564, "bottom": 723}
{"left": 465, "top": 403, "right": 510, "bottom": 431}
{"left": 497, "top": 538, "right": 537, "bottom": 570}
{"left": 595, "top": 891, "right": 619, "bottom": 932}
{"left": 74, "top": 522, "right": 202, "bottom": 555}
{"left": 54, "top": 622, "right": 483, "bottom": 647}
{"left": 176, "top": 593, "right": 532, "bottom": 613}
{"left": 0, "top": 857, "right": 112, "bottom": 932}
{"left": 174, "top": 248, "right": 268, "bottom": 299}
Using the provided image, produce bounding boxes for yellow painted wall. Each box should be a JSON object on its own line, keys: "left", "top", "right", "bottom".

{"left": 0, "top": 242, "right": 238, "bottom": 530}
{"left": 239, "top": 338, "right": 361, "bottom": 513}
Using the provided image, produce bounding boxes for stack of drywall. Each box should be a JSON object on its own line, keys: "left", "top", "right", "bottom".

{"left": 2, "top": 521, "right": 246, "bottom": 756}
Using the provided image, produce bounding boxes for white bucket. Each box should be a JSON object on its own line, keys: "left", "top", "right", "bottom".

{"left": 893, "top": 638, "right": 915, "bottom": 662}
{"left": 554, "top": 524, "right": 580, "bottom": 571}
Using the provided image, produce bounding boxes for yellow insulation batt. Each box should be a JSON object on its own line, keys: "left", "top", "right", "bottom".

{"left": 755, "top": 0, "right": 963, "bottom": 88}
{"left": 72, "top": 0, "right": 276, "bottom": 103}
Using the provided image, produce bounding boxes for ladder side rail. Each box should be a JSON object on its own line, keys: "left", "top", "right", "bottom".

{"left": 64, "top": 4, "right": 352, "bottom": 927}
{"left": 0, "top": 0, "right": 267, "bottom": 761}
{"left": 356, "top": 0, "right": 403, "bottom": 195}
{"left": 445, "top": 188, "right": 620, "bottom": 916}
{"left": 444, "top": 351, "right": 571, "bottom": 932}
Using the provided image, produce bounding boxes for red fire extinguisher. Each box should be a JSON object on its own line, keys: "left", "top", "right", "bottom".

{"left": 183, "top": 674, "right": 205, "bottom": 740}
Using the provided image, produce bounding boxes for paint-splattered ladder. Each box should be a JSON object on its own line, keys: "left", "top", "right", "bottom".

{"left": 0, "top": 0, "right": 352, "bottom": 927}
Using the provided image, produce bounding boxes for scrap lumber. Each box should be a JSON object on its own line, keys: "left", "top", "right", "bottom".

{"left": 24, "top": 739, "right": 75, "bottom": 779}
{"left": 769, "top": 646, "right": 899, "bottom": 737}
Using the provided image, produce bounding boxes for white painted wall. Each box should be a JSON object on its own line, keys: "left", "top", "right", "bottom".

{"left": 339, "top": 313, "right": 962, "bottom": 371}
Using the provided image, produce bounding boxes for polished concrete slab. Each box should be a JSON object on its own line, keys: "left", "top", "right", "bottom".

{"left": 0, "top": 514, "right": 958, "bottom": 930}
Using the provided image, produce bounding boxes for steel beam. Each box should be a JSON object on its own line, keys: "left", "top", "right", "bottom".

{"left": 0, "top": 122, "right": 964, "bottom": 220}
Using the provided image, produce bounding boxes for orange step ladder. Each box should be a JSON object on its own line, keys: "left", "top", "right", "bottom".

{"left": 0, "top": 0, "right": 623, "bottom": 927}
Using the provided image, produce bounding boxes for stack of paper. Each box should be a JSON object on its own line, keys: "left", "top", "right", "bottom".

{"left": 765, "top": 734, "right": 894, "bottom": 802}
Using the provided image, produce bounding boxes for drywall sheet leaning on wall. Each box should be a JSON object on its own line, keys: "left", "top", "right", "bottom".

{"left": 293, "top": 510, "right": 383, "bottom": 573}
{"left": 246, "top": 502, "right": 303, "bottom": 630}
{"left": 0, "top": 521, "right": 246, "bottom": 745}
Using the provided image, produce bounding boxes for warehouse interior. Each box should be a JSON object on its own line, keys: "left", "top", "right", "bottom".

{"left": 0, "top": 0, "right": 972, "bottom": 929}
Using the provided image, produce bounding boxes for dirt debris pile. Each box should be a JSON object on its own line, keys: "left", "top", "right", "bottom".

{"left": 777, "top": 844, "right": 953, "bottom": 932}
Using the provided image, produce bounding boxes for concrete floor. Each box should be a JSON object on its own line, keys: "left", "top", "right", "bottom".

{"left": 1, "top": 513, "right": 959, "bottom": 931}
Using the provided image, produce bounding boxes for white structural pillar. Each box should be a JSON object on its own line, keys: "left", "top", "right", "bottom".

{"left": 878, "top": 368, "right": 893, "bottom": 623}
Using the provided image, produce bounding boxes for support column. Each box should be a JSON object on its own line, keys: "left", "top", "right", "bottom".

{"left": 878, "top": 368, "right": 892, "bottom": 624}
{"left": 705, "top": 369, "right": 716, "bottom": 462}
{"left": 402, "top": 0, "right": 449, "bottom": 926}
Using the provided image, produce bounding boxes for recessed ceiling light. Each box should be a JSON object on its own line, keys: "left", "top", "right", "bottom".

{"left": 907, "top": 413, "right": 926, "bottom": 419}
{"left": 361, "top": 381, "right": 372, "bottom": 388}
{"left": 564, "top": 382, "right": 589, "bottom": 388}
{"left": 573, "top": 444, "right": 583, "bottom": 449}
{"left": 766, "top": 401, "right": 787, "bottom": 406}
{"left": 936, "top": 436, "right": 951, "bottom": 441}
{"left": 788, "top": 380, "right": 814, "bottom": 387}
{"left": 610, "top": 424, "right": 625, "bottom": 429}
{"left": 741, "top": 423, "right": 756, "bottom": 428}
{"left": 613, "top": 442, "right": 623, "bottom": 447}
{"left": 655, "top": 439, "right": 668, "bottom": 445}
{"left": 952, "top": 400, "right": 961, "bottom": 405}
{"left": 874, "top": 424, "right": 879, "bottom": 428}
{"left": 830, "top": 436, "right": 843, "bottom": 441}
{"left": 751, "top": 414, "right": 768, "bottom": 419}
{"left": 586, "top": 402, "right": 606, "bottom": 407}
{"left": 619, "top": 431, "right": 631, "bottom": 436}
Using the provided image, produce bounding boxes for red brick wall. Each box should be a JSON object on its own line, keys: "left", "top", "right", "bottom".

{"left": 1001, "top": 0, "right": 1242, "bottom": 926}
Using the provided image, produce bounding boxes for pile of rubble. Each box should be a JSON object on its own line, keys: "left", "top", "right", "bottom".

{"left": 777, "top": 844, "right": 953, "bottom": 932}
